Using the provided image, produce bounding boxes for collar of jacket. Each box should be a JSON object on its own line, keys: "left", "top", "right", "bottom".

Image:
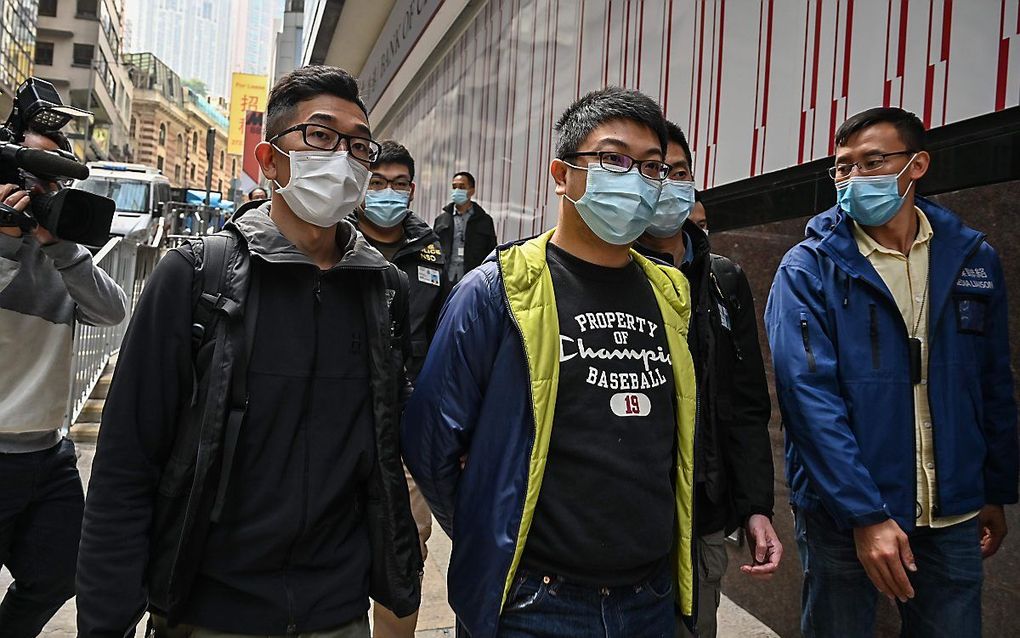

{"left": 229, "top": 202, "right": 389, "bottom": 271}
{"left": 491, "top": 228, "right": 698, "bottom": 617}
{"left": 348, "top": 209, "right": 444, "bottom": 262}
{"left": 811, "top": 195, "right": 985, "bottom": 322}
{"left": 441, "top": 200, "right": 488, "bottom": 218}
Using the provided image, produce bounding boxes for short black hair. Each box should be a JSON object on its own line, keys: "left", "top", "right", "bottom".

{"left": 554, "top": 86, "right": 667, "bottom": 158}
{"left": 248, "top": 186, "right": 268, "bottom": 198}
{"left": 835, "top": 107, "right": 926, "bottom": 151}
{"left": 664, "top": 120, "right": 693, "bottom": 172}
{"left": 265, "top": 65, "right": 366, "bottom": 140}
{"left": 372, "top": 141, "right": 415, "bottom": 181}
{"left": 453, "top": 171, "right": 475, "bottom": 188}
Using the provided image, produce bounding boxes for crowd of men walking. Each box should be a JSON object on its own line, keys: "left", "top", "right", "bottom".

{"left": 0, "top": 63, "right": 1016, "bottom": 638}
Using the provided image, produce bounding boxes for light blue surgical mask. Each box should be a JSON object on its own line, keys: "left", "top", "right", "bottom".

{"left": 836, "top": 154, "right": 916, "bottom": 227}
{"left": 565, "top": 163, "right": 661, "bottom": 245}
{"left": 363, "top": 188, "right": 410, "bottom": 228}
{"left": 451, "top": 188, "right": 470, "bottom": 205}
{"left": 647, "top": 179, "right": 695, "bottom": 238}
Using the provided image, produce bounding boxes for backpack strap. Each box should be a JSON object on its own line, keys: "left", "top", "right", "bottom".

{"left": 190, "top": 233, "right": 241, "bottom": 356}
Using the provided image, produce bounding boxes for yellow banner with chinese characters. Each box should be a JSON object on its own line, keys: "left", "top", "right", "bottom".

{"left": 228, "top": 73, "right": 268, "bottom": 155}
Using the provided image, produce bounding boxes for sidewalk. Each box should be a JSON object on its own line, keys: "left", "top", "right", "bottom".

{"left": 4, "top": 441, "right": 778, "bottom": 637}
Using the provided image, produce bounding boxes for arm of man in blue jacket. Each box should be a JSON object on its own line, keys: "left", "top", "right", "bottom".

{"left": 976, "top": 249, "right": 1019, "bottom": 558}
{"left": 766, "top": 257, "right": 917, "bottom": 602}
{"left": 401, "top": 265, "right": 504, "bottom": 536}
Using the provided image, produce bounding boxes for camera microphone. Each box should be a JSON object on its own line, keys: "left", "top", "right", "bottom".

{"left": 0, "top": 143, "right": 89, "bottom": 180}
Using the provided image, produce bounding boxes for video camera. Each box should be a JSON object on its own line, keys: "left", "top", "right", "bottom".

{"left": 0, "top": 78, "right": 114, "bottom": 246}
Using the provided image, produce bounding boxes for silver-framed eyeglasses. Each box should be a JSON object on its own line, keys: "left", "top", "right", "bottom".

{"left": 829, "top": 150, "right": 916, "bottom": 181}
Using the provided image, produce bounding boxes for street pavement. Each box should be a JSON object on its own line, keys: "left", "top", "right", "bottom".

{"left": 4, "top": 441, "right": 778, "bottom": 637}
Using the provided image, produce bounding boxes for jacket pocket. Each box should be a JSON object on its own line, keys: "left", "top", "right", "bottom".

{"left": 799, "top": 312, "right": 817, "bottom": 373}
{"left": 869, "top": 304, "right": 880, "bottom": 370}
{"left": 953, "top": 294, "right": 989, "bottom": 335}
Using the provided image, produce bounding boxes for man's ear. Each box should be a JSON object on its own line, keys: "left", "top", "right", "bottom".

{"left": 408, "top": 182, "right": 416, "bottom": 206}
{"left": 909, "top": 151, "right": 930, "bottom": 182}
{"left": 550, "top": 158, "right": 568, "bottom": 196}
{"left": 254, "top": 142, "right": 279, "bottom": 182}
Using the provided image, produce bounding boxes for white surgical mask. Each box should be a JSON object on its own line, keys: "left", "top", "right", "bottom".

{"left": 272, "top": 146, "right": 370, "bottom": 227}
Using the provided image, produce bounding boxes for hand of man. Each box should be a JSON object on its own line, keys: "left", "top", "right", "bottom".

{"left": 978, "top": 504, "right": 1007, "bottom": 559}
{"left": 0, "top": 184, "right": 30, "bottom": 238}
{"left": 853, "top": 518, "right": 916, "bottom": 602}
{"left": 740, "top": 514, "right": 783, "bottom": 580}
{"left": 33, "top": 225, "right": 58, "bottom": 246}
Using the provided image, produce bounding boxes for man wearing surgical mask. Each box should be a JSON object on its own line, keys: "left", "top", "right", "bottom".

{"left": 637, "top": 122, "right": 780, "bottom": 637}
{"left": 351, "top": 140, "right": 445, "bottom": 638}
{"left": 766, "top": 107, "right": 1017, "bottom": 637}
{"left": 433, "top": 171, "right": 496, "bottom": 284}
{"left": 77, "top": 66, "right": 422, "bottom": 636}
{"left": 403, "top": 87, "right": 698, "bottom": 637}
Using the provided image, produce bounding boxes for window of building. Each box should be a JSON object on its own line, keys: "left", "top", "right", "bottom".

{"left": 157, "top": 156, "right": 164, "bottom": 172}
{"left": 130, "top": 117, "right": 137, "bottom": 137}
{"left": 192, "top": 131, "right": 198, "bottom": 150}
{"left": 219, "top": 150, "right": 224, "bottom": 169}
{"left": 72, "top": 43, "right": 95, "bottom": 66}
{"left": 175, "top": 165, "right": 181, "bottom": 182}
{"left": 176, "top": 133, "right": 183, "bottom": 151}
{"left": 76, "top": 0, "right": 99, "bottom": 19}
{"left": 191, "top": 165, "right": 196, "bottom": 181}
{"left": 34, "top": 42, "right": 54, "bottom": 66}
{"left": 158, "top": 123, "right": 166, "bottom": 146}
{"left": 217, "top": 179, "right": 223, "bottom": 193}
{"left": 38, "top": 0, "right": 57, "bottom": 17}
{"left": 231, "top": 158, "right": 236, "bottom": 175}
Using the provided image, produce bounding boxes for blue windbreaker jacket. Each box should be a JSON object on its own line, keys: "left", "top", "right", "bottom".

{"left": 765, "top": 196, "right": 1018, "bottom": 531}
{"left": 402, "top": 230, "right": 698, "bottom": 637}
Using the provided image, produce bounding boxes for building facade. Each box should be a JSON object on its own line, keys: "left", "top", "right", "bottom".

{"left": 33, "top": 0, "right": 134, "bottom": 161}
{"left": 0, "top": 0, "right": 39, "bottom": 116}
{"left": 271, "top": 0, "right": 303, "bottom": 84}
{"left": 304, "top": 2, "right": 1020, "bottom": 636}
{"left": 124, "top": 52, "right": 239, "bottom": 194}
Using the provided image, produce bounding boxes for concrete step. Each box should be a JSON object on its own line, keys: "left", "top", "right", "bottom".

{"left": 91, "top": 375, "right": 113, "bottom": 399}
{"left": 80, "top": 398, "right": 105, "bottom": 422}
{"left": 69, "top": 422, "right": 100, "bottom": 443}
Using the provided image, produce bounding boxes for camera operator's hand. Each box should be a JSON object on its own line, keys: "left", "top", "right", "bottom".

{"left": 1, "top": 183, "right": 31, "bottom": 238}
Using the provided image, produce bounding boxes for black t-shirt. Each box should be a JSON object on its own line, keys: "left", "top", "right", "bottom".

{"left": 520, "top": 242, "right": 677, "bottom": 586}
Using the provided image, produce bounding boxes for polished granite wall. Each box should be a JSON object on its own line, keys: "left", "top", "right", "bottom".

{"left": 710, "top": 180, "right": 1020, "bottom": 637}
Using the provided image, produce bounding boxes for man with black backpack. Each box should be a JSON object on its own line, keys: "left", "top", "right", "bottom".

{"left": 636, "top": 122, "right": 781, "bottom": 637}
{"left": 76, "top": 66, "right": 422, "bottom": 637}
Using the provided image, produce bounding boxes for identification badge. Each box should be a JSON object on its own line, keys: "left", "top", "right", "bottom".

{"left": 418, "top": 265, "right": 441, "bottom": 287}
{"left": 457, "top": 246, "right": 465, "bottom": 258}
{"left": 909, "top": 337, "right": 922, "bottom": 384}
{"left": 717, "top": 302, "right": 731, "bottom": 331}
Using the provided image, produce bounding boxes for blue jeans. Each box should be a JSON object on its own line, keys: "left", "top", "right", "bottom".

{"left": 795, "top": 507, "right": 982, "bottom": 638}
{"left": 493, "top": 562, "right": 675, "bottom": 638}
{"left": 0, "top": 439, "right": 84, "bottom": 637}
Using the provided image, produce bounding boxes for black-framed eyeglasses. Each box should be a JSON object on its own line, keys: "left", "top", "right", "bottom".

{"left": 563, "top": 151, "right": 671, "bottom": 181}
{"left": 271, "top": 123, "right": 381, "bottom": 162}
{"left": 368, "top": 175, "right": 413, "bottom": 192}
{"left": 829, "top": 150, "right": 915, "bottom": 181}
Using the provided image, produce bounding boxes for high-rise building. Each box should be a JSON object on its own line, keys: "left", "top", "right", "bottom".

{"left": 0, "top": 0, "right": 38, "bottom": 116}
{"left": 33, "top": 0, "right": 134, "bottom": 161}
{"left": 125, "top": 0, "right": 282, "bottom": 101}
{"left": 124, "top": 0, "right": 233, "bottom": 99}
{"left": 270, "top": 0, "right": 302, "bottom": 84}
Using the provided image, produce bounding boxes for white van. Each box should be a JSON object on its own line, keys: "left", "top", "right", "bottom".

{"left": 72, "top": 162, "right": 172, "bottom": 240}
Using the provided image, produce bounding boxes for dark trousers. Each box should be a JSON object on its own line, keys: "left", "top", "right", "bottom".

{"left": 0, "top": 438, "right": 84, "bottom": 637}
{"left": 488, "top": 561, "right": 675, "bottom": 638}
{"left": 795, "top": 506, "right": 982, "bottom": 638}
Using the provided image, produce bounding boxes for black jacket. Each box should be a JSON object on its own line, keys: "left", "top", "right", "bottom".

{"left": 433, "top": 201, "right": 497, "bottom": 277}
{"left": 350, "top": 211, "right": 448, "bottom": 381}
{"left": 77, "top": 203, "right": 422, "bottom": 635}
{"left": 637, "top": 221, "right": 773, "bottom": 535}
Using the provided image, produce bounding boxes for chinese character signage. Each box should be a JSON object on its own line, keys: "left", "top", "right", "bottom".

{"left": 228, "top": 73, "right": 268, "bottom": 155}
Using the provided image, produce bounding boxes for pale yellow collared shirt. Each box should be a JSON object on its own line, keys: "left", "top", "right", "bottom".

{"left": 853, "top": 208, "right": 978, "bottom": 528}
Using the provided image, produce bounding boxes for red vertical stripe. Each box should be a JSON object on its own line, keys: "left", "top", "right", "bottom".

{"left": 896, "top": 0, "right": 909, "bottom": 78}
{"left": 664, "top": 0, "right": 675, "bottom": 113}
{"left": 623, "top": 0, "right": 631, "bottom": 86}
{"left": 842, "top": 0, "right": 855, "bottom": 97}
{"left": 713, "top": 0, "right": 726, "bottom": 147}
{"left": 692, "top": 1, "right": 706, "bottom": 151}
{"left": 636, "top": 1, "right": 645, "bottom": 89}
{"left": 883, "top": 0, "right": 893, "bottom": 106}
{"left": 798, "top": 2, "right": 811, "bottom": 164}
{"left": 827, "top": 0, "right": 842, "bottom": 156}
{"left": 761, "top": 0, "right": 774, "bottom": 170}
{"left": 576, "top": 1, "right": 585, "bottom": 98}
{"left": 603, "top": 2, "right": 612, "bottom": 86}
{"left": 941, "top": 0, "right": 952, "bottom": 125}
{"left": 807, "top": 0, "right": 823, "bottom": 160}
{"left": 995, "top": 0, "right": 1010, "bottom": 111}
{"left": 922, "top": 0, "right": 935, "bottom": 128}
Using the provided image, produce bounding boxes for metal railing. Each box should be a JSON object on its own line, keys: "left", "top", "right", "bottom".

{"left": 63, "top": 235, "right": 162, "bottom": 429}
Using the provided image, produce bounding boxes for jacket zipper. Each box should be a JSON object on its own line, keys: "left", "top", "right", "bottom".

{"left": 495, "top": 255, "right": 539, "bottom": 614}
{"left": 284, "top": 269, "right": 321, "bottom": 634}
{"left": 799, "top": 313, "right": 817, "bottom": 372}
